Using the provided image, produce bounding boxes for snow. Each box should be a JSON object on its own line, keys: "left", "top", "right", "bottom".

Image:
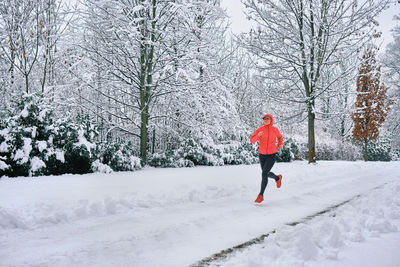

{"left": 211, "top": 181, "right": 400, "bottom": 267}
{"left": 38, "top": 109, "right": 48, "bottom": 122}
{"left": 0, "top": 160, "right": 8, "bottom": 171}
{"left": 0, "top": 141, "right": 8, "bottom": 153}
{"left": 31, "top": 126, "right": 37, "bottom": 138}
{"left": 13, "top": 138, "right": 32, "bottom": 164}
{"left": 30, "top": 156, "right": 46, "bottom": 174}
{"left": 55, "top": 149, "right": 65, "bottom": 163}
{"left": 0, "top": 161, "right": 399, "bottom": 267}
{"left": 20, "top": 107, "right": 29, "bottom": 118}
{"left": 75, "top": 128, "right": 95, "bottom": 151}
{"left": 91, "top": 159, "right": 113, "bottom": 174}
{"left": 37, "top": 140, "right": 47, "bottom": 152}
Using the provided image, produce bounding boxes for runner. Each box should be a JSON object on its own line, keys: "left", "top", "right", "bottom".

{"left": 250, "top": 114, "right": 283, "bottom": 203}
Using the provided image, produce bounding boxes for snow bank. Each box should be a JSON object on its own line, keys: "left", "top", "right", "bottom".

{"left": 0, "top": 170, "right": 253, "bottom": 230}
{"left": 211, "top": 182, "right": 400, "bottom": 267}
{"left": 0, "top": 162, "right": 398, "bottom": 233}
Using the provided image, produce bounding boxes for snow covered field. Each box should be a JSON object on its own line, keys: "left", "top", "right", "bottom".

{"left": 1, "top": 161, "right": 399, "bottom": 267}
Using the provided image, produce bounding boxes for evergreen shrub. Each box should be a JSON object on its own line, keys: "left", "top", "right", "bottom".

{"left": 64, "top": 143, "right": 92, "bottom": 174}
{"left": 0, "top": 94, "right": 54, "bottom": 177}
{"left": 149, "top": 150, "right": 195, "bottom": 168}
{"left": 100, "top": 142, "right": 142, "bottom": 171}
{"left": 294, "top": 138, "right": 362, "bottom": 161}
{"left": 367, "top": 138, "right": 392, "bottom": 161}
{"left": 276, "top": 138, "right": 299, "bottom": 162}
{"left": 390, "top": 149, "right": 400, "bottom": 161}
{"left": 148, "top": 138, "right": 258, "bottom": 168}
{"left": 0, "top": 93, "right": 139, "bottom": 177}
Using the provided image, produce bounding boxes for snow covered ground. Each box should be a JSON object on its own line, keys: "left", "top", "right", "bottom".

{"left": 0, "top": 161, "right": 399, "bottom": 267}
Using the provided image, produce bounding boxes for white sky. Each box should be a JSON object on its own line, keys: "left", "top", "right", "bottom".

{"left": 221, "top": 0, "right": 400, "bottom": 50}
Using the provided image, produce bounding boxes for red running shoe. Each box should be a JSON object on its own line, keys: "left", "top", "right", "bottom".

{"left": 255, "top": 194, "right": 264, "bottom": 203}
{"left": 276, "top": 175, "right": 282, "bottom": 188}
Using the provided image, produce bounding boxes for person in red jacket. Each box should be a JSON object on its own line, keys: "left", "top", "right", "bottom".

{"left": 250, "top": 114, "right": 283, "bottom": 203}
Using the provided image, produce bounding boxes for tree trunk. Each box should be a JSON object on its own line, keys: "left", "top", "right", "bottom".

{"left": 10, "top": 50, "right": 15, "bottom": 86}
{"left": 139, "top": 0, "right": 157, "bottom": 163}
{"left": 41, "top": 51, "right": 48, "bottom": 93}
{"left": 140, "top": 97, "right": 149, "bottom": 161}
{"left": 299, "top": 0, "right": 316, "bottom": 164}
{"left": 363, "top": 139, "right": 368, "bottom": 161}
{"left": 308, "top": 101, "right": 316, "bottom": 163}
{"left": 25, "top": 74, "right": 29, "bottom": 94}
{"left": 139, "top": 40, "right": 148, "bottom": 161}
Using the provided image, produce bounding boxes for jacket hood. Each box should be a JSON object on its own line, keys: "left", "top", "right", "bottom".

{"left": 263, "top": 114, "right": 274, "bottom": 126}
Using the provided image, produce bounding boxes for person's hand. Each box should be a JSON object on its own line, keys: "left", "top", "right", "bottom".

{"left": 258, "top": 131, "right": 263, "bottom": 137}
{"left": 278, "top": 144, "right": 283, "bottom": 149}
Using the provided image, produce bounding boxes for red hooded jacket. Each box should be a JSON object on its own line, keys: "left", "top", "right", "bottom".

{"left": 250, "top": 114, "right": 283, "bottom": 155}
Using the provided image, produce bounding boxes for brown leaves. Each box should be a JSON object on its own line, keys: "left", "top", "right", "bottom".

{"left": 352, "top": 47, "right": 393, "bottom": 142}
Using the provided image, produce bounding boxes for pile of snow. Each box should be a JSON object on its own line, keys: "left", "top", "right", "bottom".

{"left": 0, "top": 167, "right": 254, "bottom": 230}
{"left": 211, "top": 182, "right": 400, "bottom": 267}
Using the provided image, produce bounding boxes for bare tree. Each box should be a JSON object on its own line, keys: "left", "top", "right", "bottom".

{"left": 82, "top": 0, "right": 179, "bottom": 161}
{"left": 0, "top": 0, "right": 73, "bottom": 98}
{"left": 39, "top": 0, "right": 73, "bottom": 95}
{"left": 382, "top": 12, "right": 400, "bottom": 150}
{"left": 0, "top": 0, "right": 43, "bottom": 93}
{"left": 240, "top": 0, "right": 390, "bottom": 163}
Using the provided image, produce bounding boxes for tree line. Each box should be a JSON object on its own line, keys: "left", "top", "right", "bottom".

{"left": 0, "top": 0, "right": 399, "bottom": 177}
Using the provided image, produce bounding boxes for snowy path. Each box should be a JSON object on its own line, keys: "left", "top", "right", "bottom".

{"left": 0, "top": 161, "right": 399, "bottom": 267}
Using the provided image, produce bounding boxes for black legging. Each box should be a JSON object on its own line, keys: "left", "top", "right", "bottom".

{"left": 259, "top": 153, "right": 279, "bottom": 196}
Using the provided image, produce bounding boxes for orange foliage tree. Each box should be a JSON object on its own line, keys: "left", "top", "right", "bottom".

{"left": 352, "top": 47, "right": 393, "bottom": 161}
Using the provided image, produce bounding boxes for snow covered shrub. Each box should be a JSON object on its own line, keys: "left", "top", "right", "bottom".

{"left": 181, "top": 138, "right": 226, "bottom": 166}
{"left": 220, "top": 142, "right": 258, "bottom": 165}
{"left": 64, "top": 142, "right": 92, "bottom": 174}
{"left": 182, "top": 138, "right": 213, "bottom": 165}
{"left": 277, "top": 138, "right": 299, "bottom": 162}
{"left": 149, "top": 138, "right": 208, "bottom": 168}
{"left": 152, "top": 138, "right": 220, "bottom": 167}
{"left": 175, "top": 158, "right": 195, "bottom": 168}
{"left": 45, "top": 153, "right": 67, "bottom": 175}
{"left": 337, "top": 141, "right": 362, "bottom": 161}
{"left": 0, "top": 127, "right": 14, "bottom": 177}
{"left": 149, "top": 150, "right": 195, "bottom": 168}
{"left": 148, "top": 139, "right": 258, "bottom": 168}
{"left": 0, "top": 93, "right": 145, "bottom": 177}
{"left": 91, "top": 159, "right": 113, "bottom": 173}
{"left": 391, "top": 149, "right": 400, "bottom": 161}
{"left": 316, "top": 143, "right": 337, "bottom": 160}
{"left": 149, "top": 151, "right": 174, "bottom": 167}
{"left": 100, "top": 142, "right": 142, "bottom": 171}
{"left": 315, "top": 140, "right": 361, "bottom": 161}
{"left": 50, "top": 114, "right": 99, "bottom": 175}
{"left": 0, "top": 94, "right": 55, "bottom": 177}
{"left": 367, "top": 138, "right": 392, "bottom": 161}
{"left": 292, "top": 135, "right": 361, "bottom": 161}
{"left": 0, "top": 94, "right": 103, "bottom": 177}
{"left": 0, "top": 119, "right": 10, "bottom": 175}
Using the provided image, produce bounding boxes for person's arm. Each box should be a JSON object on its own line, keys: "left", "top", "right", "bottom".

{"left": 250, "top": 128, "right": 260, "bottom": 144}
{"left": 276, "top": 128, "right": 283, "bottom": 149}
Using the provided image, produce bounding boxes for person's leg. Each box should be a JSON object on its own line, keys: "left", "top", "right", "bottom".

{"left": 259, "top": 154, "right": 268, "bottom": 196}
{"left": 267, "top": 161, "right": 279, "bottom": 181}
{"left": 266, "top": 154, "right": 278, "bottom": 180}
{"left": 268, "top": 171, "right": 279, "bottom": 180}
{"left": 259, "top": 154, "right": 275, "bottom": 196}
{"left": 266, "top": 154, "right": 283, "bottom": 188}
